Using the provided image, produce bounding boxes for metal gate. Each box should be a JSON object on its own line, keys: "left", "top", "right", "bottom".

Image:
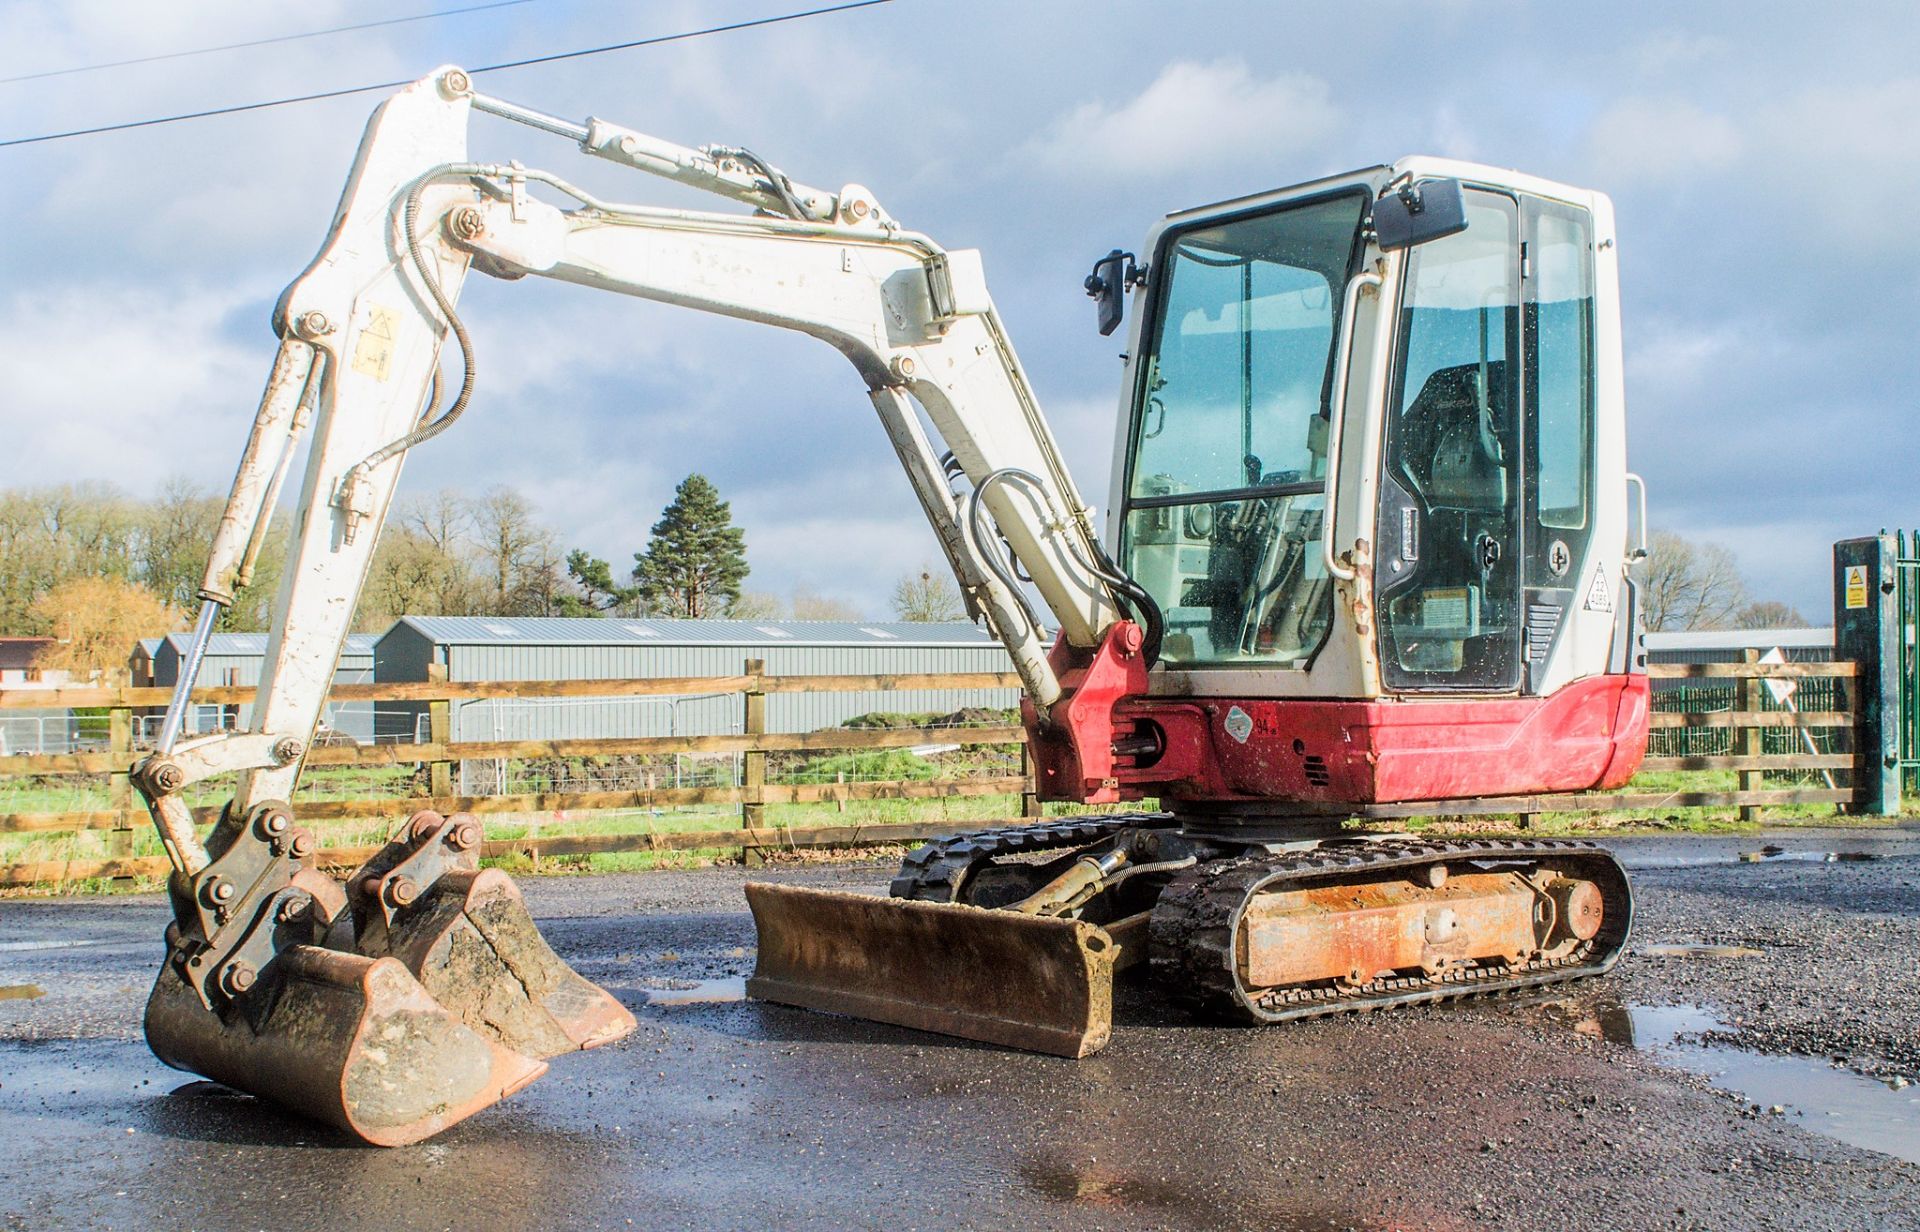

{"left": 1896, "top": 529, "right": 1919, "bottom": 795}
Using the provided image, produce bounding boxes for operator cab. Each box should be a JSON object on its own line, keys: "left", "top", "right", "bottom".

{"left": 1108, "top": 159, "right": 1630, "bottom": 707}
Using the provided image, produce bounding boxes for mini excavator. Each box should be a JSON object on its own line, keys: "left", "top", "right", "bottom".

{"left": 137, "top": 67, "right": 1648, "bottom": 1145}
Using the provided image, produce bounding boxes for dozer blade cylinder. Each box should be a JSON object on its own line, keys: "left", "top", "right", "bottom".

{"left": 367, "top": 868, "right": 637, "bottom": 1059}
{"left": 744, "top": 883, "right": 1118, "bottom": 1058}
{"left": 145, "top": 946, "right": 547, "bottom": 1147}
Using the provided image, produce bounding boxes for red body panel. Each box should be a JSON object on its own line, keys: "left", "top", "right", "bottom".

{"left": 1144, "top": 673, "right": 1651, "bottom": 805}
{"left": 1025, "top": 624, "right": 1650, "bottom": 809}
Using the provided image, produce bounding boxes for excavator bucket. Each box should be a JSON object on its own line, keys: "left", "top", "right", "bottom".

{"left": 145, "top": 946, "right": 547, "bottom": 1147}
{"left": 743, "top": 883, "right": 1128, "bottom": 1058}
{"left": 141, "top": 815, "right": 633, "bottom": 1146}
{"left": 366, "top": 867, "right": 637, "bottom": 1058}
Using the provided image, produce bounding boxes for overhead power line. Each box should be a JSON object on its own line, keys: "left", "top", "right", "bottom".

{"left": 0, "top": 0, "right": 537, "bottom": 85}
{"left": 0, "top": 0, "right": 896, "bottom": 150}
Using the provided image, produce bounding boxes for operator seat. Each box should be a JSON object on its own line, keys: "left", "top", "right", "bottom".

{"left": 1397, "top": 360, "right": 1509, "bottom": 511}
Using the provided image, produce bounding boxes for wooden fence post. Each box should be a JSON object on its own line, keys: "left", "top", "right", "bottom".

{"left": 427, "top": 664, "right": 452, "bottom": 800}
{"left": 1019, "top": 742, "right": 1042, "bottom": 819}
{"left": 108, "top": 703, "right": 134, "bottom": 887}
{"left": 1738, "top": 648, "right": 1762, "bottom": 822}
{"left": 742, "top": 659, "right": 766, "bottom": 867}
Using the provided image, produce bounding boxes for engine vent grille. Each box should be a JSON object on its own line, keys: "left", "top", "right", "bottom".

{"left": 1526, "top": 602, "right": 1563, "bottom": 663}
{"left": 1302, "top": 755, "right": 1331, "bottom": 787}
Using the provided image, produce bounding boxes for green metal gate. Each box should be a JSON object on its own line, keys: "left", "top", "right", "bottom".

{"left": 1896, "top": 529, "right": 1919, "bottom": 796}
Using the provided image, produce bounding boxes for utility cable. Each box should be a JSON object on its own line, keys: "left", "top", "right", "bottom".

{"left": 0, "top": 0, "right": 537, "bottom": 85}
{"left": 0, "top": 0, "right": 896, "bottom": 149}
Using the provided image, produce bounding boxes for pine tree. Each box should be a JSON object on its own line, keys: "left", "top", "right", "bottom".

{"left": 563, "top": 550, "right": 639, "bottom": 615}
{"left": 632, "top": 474, "right": 749, "bottom": 618}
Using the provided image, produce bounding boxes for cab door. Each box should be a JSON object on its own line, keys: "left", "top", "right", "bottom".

{"left": 1373, "top": 188, "right": 1524, "bottom": 692}
{"left": 1519, "top": 199, "right": 1599, "bottom": 691}
{"left": 1372, "top": 187, "right": 1604, "bottom": 696}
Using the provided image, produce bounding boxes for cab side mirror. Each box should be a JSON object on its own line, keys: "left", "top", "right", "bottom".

{"left": 1084, "top": 249, "right": 1140, "bottom": 337}
{"left": 1372, "top": 177, "right": 1468, "bottom": 251}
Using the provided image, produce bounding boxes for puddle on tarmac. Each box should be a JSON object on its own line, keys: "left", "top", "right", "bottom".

{"left": 1016, "top": 1156, "right": 1368, "bottom": 1230}
{"left": 0, "top": 938, "right": 107, "bottom": 954}
{"left": 643, "top": 976, "right": 747, "bottom": 1006}
{"left": 1630, "top": 847, "right": 1883, "bottom": 870}
{"left": 1539, "top": 997, "right": 1920, "bottom": 1166}
{"left": 0, "top": 983, "right": 46, "bottom": 1000}
{"left": 1639, "top": 943, "right": 1765, "bottom": 958}
{"left": 1016, "top": 1156, "right": 1201, "bottom": 1213}
{"left": 1738, "top": 847, "right": 1879, "bottom": 864}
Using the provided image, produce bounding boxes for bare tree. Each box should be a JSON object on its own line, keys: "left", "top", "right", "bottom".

{"left": 470, "top": 486, "right": 557, "bottom": 614}
{"left": 1733, "top": 599, "right": 1809, "bottom": 629}
{"left": 890, "top": 567, "right": 966, "bottom": 622}
{"left": 0, "top": 484, "right": 142, "bottom": 630}
{"left": 402, "top": 488, "right": 472, "bottom": 557}
{"left": 134, "top": 477, "right": 216, "bottom": 612}
{"left": 1640, "top": 531, "right": 1749, "bottom": 631}
{"left": 790, "top": 587, "right": 863, "bottom": 621}
{"left": 726, "top": 590, "right": 785, "bottom": 620}
{"left": 360, "top": 527, "right": 475, "bottom": 628}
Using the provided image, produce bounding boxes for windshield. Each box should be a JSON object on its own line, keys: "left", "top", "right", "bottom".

{"left": 1120, "top": 191, "right": 1367, "bottom": 667}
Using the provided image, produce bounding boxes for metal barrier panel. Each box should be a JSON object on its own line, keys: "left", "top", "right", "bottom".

{"left": 1834, "top": 535, "right": 1903, "bottom": 814}
{"left": 1896, "top": 530, "right": 1919, "bottom": 797}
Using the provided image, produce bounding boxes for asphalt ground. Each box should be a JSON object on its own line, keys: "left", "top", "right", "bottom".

{"left": 4, "top": 825, "right": 1919, "bottom": 1231}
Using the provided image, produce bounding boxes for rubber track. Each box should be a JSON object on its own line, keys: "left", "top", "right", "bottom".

{"left": 888, "top": 813, "right": 1170, "bottom": 902}
{"left": 1148, "top": 837, "right": 1634, "bottom": 1024}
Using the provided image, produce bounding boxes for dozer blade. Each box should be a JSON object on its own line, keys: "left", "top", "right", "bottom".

{"left": 367, "top": 868, "right": 636, "bottom": 1059}
{"left": 145, "top": 945, "right": 547, "bottom": 1147}
{"left": 744, "top": 883, "right": 1121, "bottom": 1058}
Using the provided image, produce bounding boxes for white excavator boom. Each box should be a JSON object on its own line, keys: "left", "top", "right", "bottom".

{"left": 145, "top": 67, "right": 1135, "bottom": 856}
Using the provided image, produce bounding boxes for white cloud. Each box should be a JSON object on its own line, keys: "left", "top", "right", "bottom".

{"left": 1024, "top": 59, "right": 1340, "bottom": 179}
{"left": 1585, "top": 97, "right": 1744, "bottom": 184}
{"left": 0, "top": 285, "right": 262, "bottom": 489}
{"left": 1624, "top": 318, "right": 1741, "bottom": 401}
{"left": 1754, "top": 78, "right": 1920, "bottom": 251}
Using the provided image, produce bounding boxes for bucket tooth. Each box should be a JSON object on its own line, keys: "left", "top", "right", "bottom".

{"left": 145, "top": 945, "right": 547, "bottom": 1147}
{"left": 367, "top": 868, "right": 636, "bottom": 1058}
{"left": 744, "top": 882, "right": 1118, "bottom": 1058}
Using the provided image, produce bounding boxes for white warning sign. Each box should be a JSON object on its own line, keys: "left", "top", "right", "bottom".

{"left": 1583, "top": 565, "right": 1613, "bottom": 613}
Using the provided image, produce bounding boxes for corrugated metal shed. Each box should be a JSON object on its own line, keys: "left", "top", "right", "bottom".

{"left": 129, "top": 637, "right": 165, "bottom": 688}
{"left": 152, "top": 633, "right": 378, "bottom": 743}
{"left": 373, "top": 617, "right": 1018, "bottom": 741}
{"left": 1643, "top": 628, "right": 1833, "bottom": 663}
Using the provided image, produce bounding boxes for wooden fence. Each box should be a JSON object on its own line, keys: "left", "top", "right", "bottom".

{"left": 0, "top": 657, "right": 1863, "bottom": 889}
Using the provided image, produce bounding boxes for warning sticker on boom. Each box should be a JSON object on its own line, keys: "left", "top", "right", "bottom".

{"left": 1583, "top": 566, "right": 1613, "bottom": 613}
{"left": 351, "top": 305, "right": 399, "bottom": 382}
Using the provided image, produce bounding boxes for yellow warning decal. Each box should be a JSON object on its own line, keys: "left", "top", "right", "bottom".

{"left": 350, "top": 304, "right": 399, "bottom": 382}
{"left": 1844, "top": 564, "right": 1869, "bottom": 610}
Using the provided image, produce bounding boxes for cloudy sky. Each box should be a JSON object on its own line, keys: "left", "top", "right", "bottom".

{"left": 2, "top": 0, "right": 1915, "bottom": 619}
